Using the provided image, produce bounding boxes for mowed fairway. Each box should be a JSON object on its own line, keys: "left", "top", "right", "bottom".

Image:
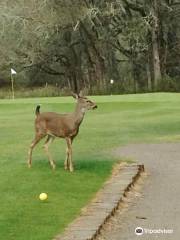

{"left": 0, "top": 93, "right": 180, "bottom": 240}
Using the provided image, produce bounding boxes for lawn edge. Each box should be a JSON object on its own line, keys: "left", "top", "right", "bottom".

{"left": 54, "top": 162, "right": 145, "bottom": 240}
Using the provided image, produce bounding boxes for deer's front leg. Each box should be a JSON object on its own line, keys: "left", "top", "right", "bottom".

{"left": 66, "top": 138, "right": 74, "bottom": 172}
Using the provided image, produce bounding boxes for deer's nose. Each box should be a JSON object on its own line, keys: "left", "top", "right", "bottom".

{"left": 93, "top": 104, "right": 97, "bottom": 109}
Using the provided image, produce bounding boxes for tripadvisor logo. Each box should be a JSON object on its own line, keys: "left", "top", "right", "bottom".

{"left": 135, "top": 227, "right": 144, "bottom": 235}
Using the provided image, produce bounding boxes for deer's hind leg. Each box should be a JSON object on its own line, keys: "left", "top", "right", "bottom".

{"left": 44, "top": 135, "right": 56, "bottom": 170}
{"left": 64, "top": 147, "right": 69, "bottom": 170}
{"left": 65, "top": 137, "right": 73, "bottom": 172}
{"left": 28, "top": 133, "right": 45, "bottom": 168}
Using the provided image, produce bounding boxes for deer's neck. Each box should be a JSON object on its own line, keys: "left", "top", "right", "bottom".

{"left": 73, "top": 102, "right": 85, "bottom": 127}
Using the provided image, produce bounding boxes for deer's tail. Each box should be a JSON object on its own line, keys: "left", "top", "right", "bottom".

{"left": 35, "top": 105, "right": 41, "bottom": 116}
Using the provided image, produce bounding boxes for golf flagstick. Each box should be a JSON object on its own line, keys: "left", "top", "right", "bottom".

{"left": 10, "top": 68, "right": 17, "bottom": 99}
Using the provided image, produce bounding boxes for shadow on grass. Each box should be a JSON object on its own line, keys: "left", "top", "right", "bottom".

{"left": 27, "top": 158, "right": 114, "bottom": 175}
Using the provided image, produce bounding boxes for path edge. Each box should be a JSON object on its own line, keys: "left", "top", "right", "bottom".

{"left": 54, "top": 163, "right": 145, "bottom": 240}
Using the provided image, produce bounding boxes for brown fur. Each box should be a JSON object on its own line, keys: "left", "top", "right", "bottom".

{"left": 28, "top": 93, "right": 97, "bottom": 172}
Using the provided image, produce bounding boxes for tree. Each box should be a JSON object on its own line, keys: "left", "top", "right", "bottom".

{"left": 0, "top": 0, "right": 179, "bottom": 93}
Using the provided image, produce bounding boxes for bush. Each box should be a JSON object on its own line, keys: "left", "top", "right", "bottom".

{"left": 0, "top": 86, "right": 70, "bottom": 99}
{"left": 159, "top": 76, "right": 180, "bottom": 92}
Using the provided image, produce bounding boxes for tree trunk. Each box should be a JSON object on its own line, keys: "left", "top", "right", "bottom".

{"left": 146, "top": 62, "right": 152, "bottom": 91}
{"left": 151, "top": 0, "right": 162, "bottom": 90}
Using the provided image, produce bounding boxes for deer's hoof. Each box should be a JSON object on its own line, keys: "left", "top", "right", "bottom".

{"left": 52, "top": 165, "right": 56, "bottom": 170}
{"left": 69, "top": 167, "right": 74, "bottom": 172}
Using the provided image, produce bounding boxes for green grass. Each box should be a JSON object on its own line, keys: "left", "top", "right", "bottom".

{"left": 0, "top": 92, "right": 180, "bottom": 240}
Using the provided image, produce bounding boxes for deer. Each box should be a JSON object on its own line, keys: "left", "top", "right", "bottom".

{"left": 27, "top": 92, "right": 97, "bottom": 172}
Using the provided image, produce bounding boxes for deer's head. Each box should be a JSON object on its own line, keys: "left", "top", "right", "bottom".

{"left": 72, "top": 92, "right": 97, "bottom": 113}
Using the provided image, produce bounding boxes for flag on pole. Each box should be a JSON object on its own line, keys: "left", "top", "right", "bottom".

{"left": 11, "top": 68, "right": 17, "bottom": 75}
{"left": 10, "top": 68, "right": 16, "bottom": 100}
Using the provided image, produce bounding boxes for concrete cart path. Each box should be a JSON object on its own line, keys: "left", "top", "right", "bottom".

{"left": 96, "top": 143, "right": 180, "bottom": 240}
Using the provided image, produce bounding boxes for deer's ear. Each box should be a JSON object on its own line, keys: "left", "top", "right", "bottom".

{"left": 72, "top": 92, "right": 79, "bottom": 99}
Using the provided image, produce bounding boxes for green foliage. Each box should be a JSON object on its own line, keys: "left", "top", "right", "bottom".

{"left": 0, "top": 86, "right": 71, "bottom": 99}
{"left": 159, "top": 76, "right": 180, "bottom": 92}
{"left": 0, "top": 1, "right": 179, "bottom": 93}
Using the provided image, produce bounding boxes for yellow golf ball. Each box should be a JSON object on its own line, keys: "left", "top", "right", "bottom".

{"left": 39, "top": 193, "right": 48, "bottom": 201}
